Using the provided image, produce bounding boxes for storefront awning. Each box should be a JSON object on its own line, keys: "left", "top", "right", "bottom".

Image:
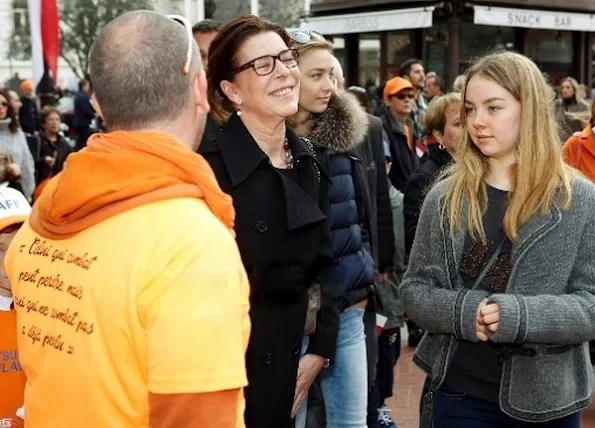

{"left": 300, "top": 7, "right": 434, "bottom": 35}
{"left": 473, "top": 5, "right": 595, "bottom": 32}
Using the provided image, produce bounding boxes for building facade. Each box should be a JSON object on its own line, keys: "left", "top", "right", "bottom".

{"left": 301, "top": 0, "right": 595, "bottom": 94}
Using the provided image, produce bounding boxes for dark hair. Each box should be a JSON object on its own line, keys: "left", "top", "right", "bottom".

{"left": 40, "top": 105, "right": 62, "bottom": 126}
{"left": 399, "top": 58, "right": 424, "bottom": 78}
{"left": 347, "top": 86, "right": 371, "bottom": 113}
{"left": 208, "top": 14, "right": 291, "bottom": 125}
{"left": 590, "top": 98, "right": 595, "bottom": 127}
{"left": 78, "top": 79, "right": 90, "bottom": 91}
{"left": 89, "top": 10, "right": 200, "bottom": 131}
{"left": 0, "top": 89, "right": 19, "bottom": 133}
{"left": 192, "top": 19, "right": 223, "bottom": 34}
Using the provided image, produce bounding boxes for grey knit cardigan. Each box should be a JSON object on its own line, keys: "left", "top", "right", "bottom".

{"left": 400, "top": 176, "right": 595, "bottom": 422}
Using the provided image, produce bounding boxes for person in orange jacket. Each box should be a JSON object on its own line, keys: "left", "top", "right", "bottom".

{"left": 562, "top": 99, "right": 595, "bottom": 182}
{"left": 4, "top": 10, "right": 250, "bottom": 428}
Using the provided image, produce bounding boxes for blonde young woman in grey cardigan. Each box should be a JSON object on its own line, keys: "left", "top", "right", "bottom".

{"left": 401, "top": 51, "right": 595, "bottom": 427}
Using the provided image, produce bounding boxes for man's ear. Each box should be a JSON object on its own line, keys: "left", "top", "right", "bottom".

{"left": 90, "top": 93, "right": 104, "bottom": 121}
{"left": 220, "top": 80, "right": 242, "bottom": 107}
{"left": 193, "top": 69, "right": 210, "bottom": 114}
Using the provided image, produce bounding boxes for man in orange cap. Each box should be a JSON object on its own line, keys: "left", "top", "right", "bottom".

{"left": 379, "top": 76, "right": 419, "bottom": 193}
{"left": 18, "top": 80, "right": 40, "bottom": 137}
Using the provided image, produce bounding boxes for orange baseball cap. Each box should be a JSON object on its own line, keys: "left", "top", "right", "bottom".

{"left": 383, "top": 77, "right": 414, "bottom": 99}
{"left": 20, "top": 80, "right": 33, "bottom": 92}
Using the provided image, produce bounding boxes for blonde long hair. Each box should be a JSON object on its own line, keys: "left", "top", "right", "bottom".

{"left": 444, "top": 51, "right": 573, "bottom": 242}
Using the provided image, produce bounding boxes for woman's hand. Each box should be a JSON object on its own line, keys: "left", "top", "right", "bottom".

{"left": 6, "top": 163, "right": 21, "bottom": 180}
{"left": 476, "top": 298, "right": 489, "bottom": 341}
{"left": 481, "top": 302, "right": 500, "bottom": 333}
{"left": 44, "top": 156, "right": 56, "bottom": 168}
{"left": 291, "top": 353, "right": 325, "bottom": 418}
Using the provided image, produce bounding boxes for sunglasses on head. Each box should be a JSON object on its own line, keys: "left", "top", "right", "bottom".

{"left": 393, "top": 93, "right": 415, "bottom": 100}
{"left": 167, "top": 14, "right": 193, "bottom": 75}
{"left": 289, "top": 29, "right": 326, "bottom": 44}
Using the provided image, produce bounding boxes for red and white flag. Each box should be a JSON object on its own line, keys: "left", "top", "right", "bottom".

{"left": 27, "top": 0, "right": 60, "bottom": 88}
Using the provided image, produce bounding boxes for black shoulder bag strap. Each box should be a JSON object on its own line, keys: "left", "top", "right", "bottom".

{"left": 420, "top": 235, "right": 507, "bottom": 428}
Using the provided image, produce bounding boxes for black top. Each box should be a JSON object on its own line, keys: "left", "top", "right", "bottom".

{"left": 19, "top": 96, "right": 39, "bottom": 134}
{"left": 37, "top": 134, "right": 73, "bottom": 184}
{"left": 444, "top": 184, "right": 513, "bottom": 403}
{"left": 403, "top": 144, "right": 453, "bottom": 255}
{"left": 73, "top": 91, "right": 95, "bottom": 128}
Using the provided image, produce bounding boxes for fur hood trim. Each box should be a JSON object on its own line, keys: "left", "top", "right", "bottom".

{"left": 290, "top": 91, "right": 369, "bottom": 155}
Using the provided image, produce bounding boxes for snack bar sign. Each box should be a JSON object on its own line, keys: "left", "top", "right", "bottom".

{"left": 474, "top": 6, "right": 595, "bottom": 32}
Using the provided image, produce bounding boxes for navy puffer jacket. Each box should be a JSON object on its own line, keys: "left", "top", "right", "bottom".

{"left": 322, "top": 154, "right": 375, "bottom": 309}
{"left": 290, "top": 91, "right": 377, "bottom": 310}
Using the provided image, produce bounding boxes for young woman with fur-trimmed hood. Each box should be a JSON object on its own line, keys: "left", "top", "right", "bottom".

{"left": 288, "top": 32, "right": 383, "bottom": 428}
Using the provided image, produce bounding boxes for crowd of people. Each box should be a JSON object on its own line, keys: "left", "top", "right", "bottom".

{"left": 0, "top": 9, "right": 595, "bottom": 428}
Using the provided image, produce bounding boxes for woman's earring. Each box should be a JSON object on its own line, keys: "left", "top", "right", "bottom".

{"left": 437, "top": 139, "right": 445, "bottom": 150}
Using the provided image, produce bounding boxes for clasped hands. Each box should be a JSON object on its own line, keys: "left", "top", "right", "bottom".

{"left": 476, "top": 298, "right": 500, "bottom": 342}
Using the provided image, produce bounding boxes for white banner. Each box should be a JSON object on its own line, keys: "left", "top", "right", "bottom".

{"left": 301, "top": 7, "right": 434, "bottom": 35}
{"left": 473, "top": 5, "right": 595, "bottom": 32}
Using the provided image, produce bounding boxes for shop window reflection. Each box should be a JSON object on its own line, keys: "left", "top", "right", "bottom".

{"left": 387, "top": 30, "right": 416, "bottom": 77}
{"left": 460, "top": 24, "right": 515, "bottom": 73}
{"left": 423, "top": 25, "right": 448, "bottom": 83}
{"left": 526, "top": 29, "right": 573, "bottom": 87}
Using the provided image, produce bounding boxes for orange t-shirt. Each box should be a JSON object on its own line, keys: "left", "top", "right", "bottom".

{"left": 5, "top": 198, "right": 251, "bottom": 427}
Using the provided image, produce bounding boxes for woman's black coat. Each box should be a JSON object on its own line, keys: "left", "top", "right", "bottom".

{"left": 199, "top": 114, "right": 338, "bottom": 428}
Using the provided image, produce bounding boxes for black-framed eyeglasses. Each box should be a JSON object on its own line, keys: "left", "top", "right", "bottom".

{"left": 289, "top": 29, "right": 326, "bottom": 44}
{"left": 234, "top": 49, "right": 299, "bottom": 76}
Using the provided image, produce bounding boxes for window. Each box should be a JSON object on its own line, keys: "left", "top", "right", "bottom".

{"left": 460, "top": 24, "right": 516, "bottom": 73}
{"left": 423, "top": 24, "right": 448, "bottom": 82}
{"left": 328, "top": 36, "right": 345, "bottom": 67}
{"left": 386, "top": 30, "right": 416, "bottom": 77}
{"left": 359, "top": 34, "right": 380, "bottom": 88}
{"left": 526, "top": 29, "right": 574, "bottom": 87}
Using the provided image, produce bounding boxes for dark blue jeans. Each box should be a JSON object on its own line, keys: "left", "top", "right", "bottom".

{"left": 433, "top": 383, "right": 581, "bottom": 428}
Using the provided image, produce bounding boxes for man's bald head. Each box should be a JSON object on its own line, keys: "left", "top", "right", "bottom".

{"left": 89, "top": 10, "right": 202, "bottom": 131}
{"left": 331, "top": 56, "right": 345, "bottom": 90}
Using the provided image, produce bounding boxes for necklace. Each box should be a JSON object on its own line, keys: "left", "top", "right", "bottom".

{"left": 284, "top": 138, "right": 294, "bottom": 169}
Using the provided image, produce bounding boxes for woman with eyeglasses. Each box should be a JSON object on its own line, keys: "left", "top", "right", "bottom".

{"left": 0, "top": 89, "right": 35, "bottom": 199}
{"left": 199, "top": 15, "right": 337, "bottom": 428}
{"left": 289, "top": 30, "right": 377, "bottom": 428}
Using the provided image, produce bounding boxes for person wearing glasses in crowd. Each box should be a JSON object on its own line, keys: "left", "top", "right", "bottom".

{"left": 5, "top": 11, "right": 251, "bottom": 427}
{"left": 36, "top": 106, "right": 72, "bottom": 185}
{"left": 379, "top": 77, "right": 420, "bottom": 194}
{"left": 200, "top": 15, "right": 336, "bottom": 428}
{"left": 402, "top": 51, "right": 595, "bottom": 427}
{"left": 289, "top": 30, "right": 378, "bottom": 428}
